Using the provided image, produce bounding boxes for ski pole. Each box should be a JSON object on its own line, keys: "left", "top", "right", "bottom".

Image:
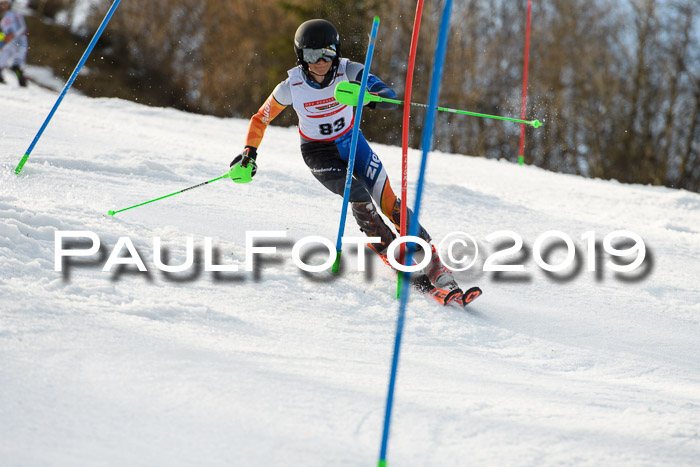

{"left": 331, "top": 16, "right": 381, "bottom": 274}
{"left": 335, "top": 81, "right": 542, "bottom": 128}
{"left": 107, "top": 164, "right": 253, "bottom": 216}
{"left": 14, "top": 0, "right": 124, "bottom": 175}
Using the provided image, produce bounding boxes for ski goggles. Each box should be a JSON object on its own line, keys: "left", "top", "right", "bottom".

{"left": 302, "top": 46, "right": 337, "bottom": 64}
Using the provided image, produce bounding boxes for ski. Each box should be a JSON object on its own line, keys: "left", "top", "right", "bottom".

{"left": 370, "top": 244, "right": 483, "bottom": 307}
{"left": 408, "top": 271, "right": 482, "bottom": 307}
{"left": 453, "top": 286, "right": 483, "bottom": 307}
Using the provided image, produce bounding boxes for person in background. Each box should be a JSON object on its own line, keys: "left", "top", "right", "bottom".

{"left": 0, "top": 0, "right": 28, "bottom": 87}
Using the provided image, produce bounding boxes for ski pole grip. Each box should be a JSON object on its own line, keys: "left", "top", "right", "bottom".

{"left": 228, "top": 162, "right": 254, "bottom": 184}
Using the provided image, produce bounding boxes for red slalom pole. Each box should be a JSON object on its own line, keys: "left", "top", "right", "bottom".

{"left": 518, "top": 0, "right": 533, "bottom": 166}
{"left": 397, "top": 0, "right": 425, "bottom": 298}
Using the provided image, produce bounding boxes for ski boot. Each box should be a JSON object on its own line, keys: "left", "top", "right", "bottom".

{"left": 388, "top": 198, "right": 430, "bottom": 241}
{"left": 11, "top": 65, "right": 26, "bottom": 87}
{"left": 422, "top": 243, "right": 462, "bottom": 305}
{"left": 351, "top": 201, "right": 396, "bottom": 266}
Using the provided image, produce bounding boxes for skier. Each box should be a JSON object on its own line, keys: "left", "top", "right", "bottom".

{"left": 231, "top": 19, "right": 460, "bottom": 300}
{"left": 0, "top": 0, "right": 28, "bottom": 87}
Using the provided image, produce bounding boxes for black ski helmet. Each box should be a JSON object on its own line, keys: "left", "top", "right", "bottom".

{"left": 294, "top": 19, "right": 341, "bottom": 87}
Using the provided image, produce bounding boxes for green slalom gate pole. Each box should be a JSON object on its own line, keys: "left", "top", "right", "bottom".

{"left": 107, "top": 164, "right": 252, "bottom": 216}
{"left": 335, "top": 81, "right": 542, "bottom": 128}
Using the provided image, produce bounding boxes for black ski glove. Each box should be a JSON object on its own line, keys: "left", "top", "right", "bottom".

{"left": 230, "top": 146, "right": 258, "bottom": 177}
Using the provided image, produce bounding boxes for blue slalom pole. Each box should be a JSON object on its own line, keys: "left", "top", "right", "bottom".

{"left": 377, "top": 1, "right": 453, "bottom": 465}
{"left": 14, "top": 0, "right": 123, "bottom": 175}
{"left": 331, "top": 16, "right": 381, "bottom": 274}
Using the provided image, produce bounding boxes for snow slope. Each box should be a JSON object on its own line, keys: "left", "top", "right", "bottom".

{"left": 1, "top": 82, "right": 700, "bottom": 466}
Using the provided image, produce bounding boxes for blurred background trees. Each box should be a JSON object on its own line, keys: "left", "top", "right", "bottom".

{"left": 25, "top": 0, "right": 700, "bottom": 192}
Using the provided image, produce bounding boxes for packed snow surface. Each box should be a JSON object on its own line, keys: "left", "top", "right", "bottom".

{"left": 1, "top": 82, "right": 699, "bottom": 466}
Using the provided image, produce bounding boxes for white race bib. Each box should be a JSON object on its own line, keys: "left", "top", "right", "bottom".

{"left": 288, "top": 58, "right": 355, "bottom": 141}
